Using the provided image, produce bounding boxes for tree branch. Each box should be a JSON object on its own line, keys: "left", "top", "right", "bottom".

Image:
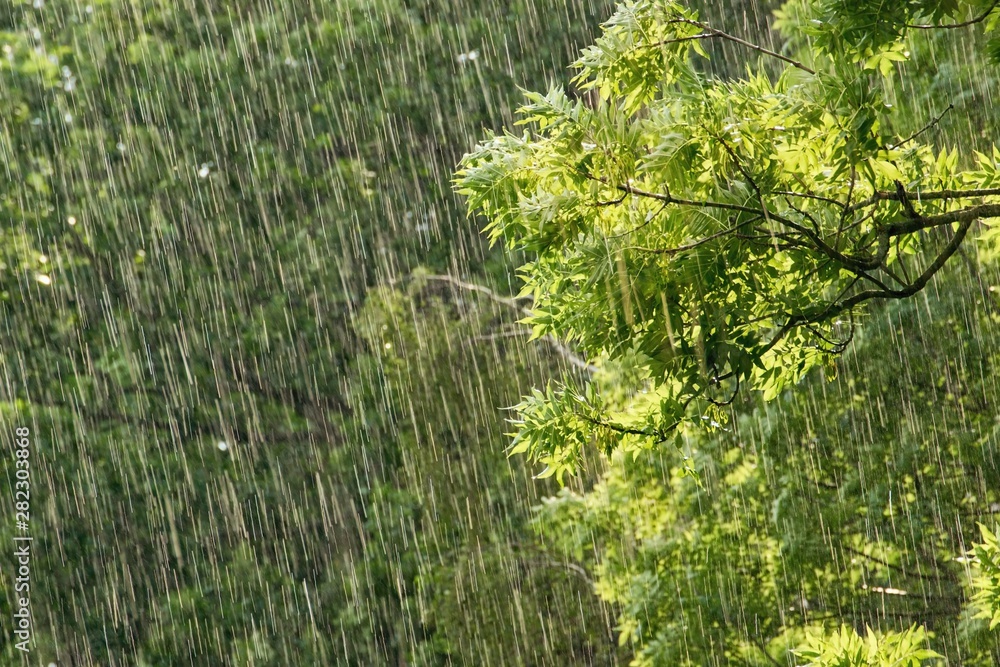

{"left": 847, "top": 186, "right": 1000, "bottom": 213}
{"left": 889, "top": 103, "right": 953, "bottom": 149}
{"left": 829, "top": 215, "right": 976, "bottom": 316}
{"left": 626, "top": 216, "right": 761, "bottom": 254}
{"left": 663, "top": 18, "right": 816, "bottom": 74}
{"left": 417, "top": 273, "right": 533, "bottom": 311}
{"left": 617, "top": 181, "right": 768, "bottom": 219}
{"left": 404, "top": 273, "right": 598, "bottom": 372}
{"left": 907, "top": 0, "right": 999, "bottom": 28}
{"left": 884, "top": 202, "right": 1000, "bottom": 236}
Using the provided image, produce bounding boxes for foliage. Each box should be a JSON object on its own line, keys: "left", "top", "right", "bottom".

{"left": 795, "top": 625, "right": 939, "bottom": 667}
{"left": 533, "top": 267, "right": 1000, "bottom": 664}
{"left": 454, "top": 1, "right": 1000, "bottom": 662}
{"left": 774, "top": 0, "right": 1000, "bottom": 66}
{"left": 457, "top": 0, "right": 1000, "bottom": 481}
{"left": 0, "top": 0, "right": 625, "bottom": 663}
{"left": 973, "top": 524, "right": 1000, "bottom": 631}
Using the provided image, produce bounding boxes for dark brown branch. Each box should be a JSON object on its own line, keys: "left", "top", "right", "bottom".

{"left": 705, "top": 372, "right": 740, "bottom": 406}
{"left": 577, "top": 413, "right": 663, "bottom": 438}
{"left": 828, "top": 214, "right": 975, "bottom": 317}
{"left": 617, "top": 181, "right": 768, "bottom": 218}
{"left": 761, "top": 276, "right": 861, "bottom": 353}
{"left": 759, "top": 223, "right": 962, "bottom": 352}
{"left": 593, "top": 192, "right": 628, "bottom": 207}
{"left": 653, "top": 33, "right": 714, "bottom": 46}
{"left": 847, "top": 186, "right": 1000, "bottom": 213}
{"left": 895, "top": 181, "right": 918, "bottom": 221}
{"left": 837, "top": 166, "right": 858, "bottom": 242}
{"left": 774, "top": 189, "right": 845, "bottom": 207}
{"left": 619, "top": 179, "right": 999, "bottom": 286}
{"left": 803, "top": 314, "right": 855, "bottom": 354}
{"left": 885, "top": 202, "right": 1000, "bottom": 236}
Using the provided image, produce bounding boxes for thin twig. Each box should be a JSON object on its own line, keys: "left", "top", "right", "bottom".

{"left": 843, "top": 545, "right": 940, "bottom": 582}
{"left": 626, "top": 216, "right": 760, "bottom": 254}
{"left": 402, "top": 273, "right": 598, "bottom": 372}
{"left": 889, "top": 103, "right": 953, "bottom": 149}
{"left": 773, "top": 189, "right": 844, "bottom": 207}
{"left": 907, "top": 0, "right": 999, "bottom": 28}
{"left": 662, "top": 17, "right": 816, "bottom": 74}
{"left": 653, "top": 32, "right": 714, "bottom": 46}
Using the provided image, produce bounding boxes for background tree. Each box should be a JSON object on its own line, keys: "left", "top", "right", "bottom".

{"left": 0, "top": 0, "right": 630, "bottom": 663}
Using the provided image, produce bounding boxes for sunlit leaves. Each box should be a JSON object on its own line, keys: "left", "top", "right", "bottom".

{"left": 458, "top": 0, "right": 1000, "bottom": 473}
{"left": 795, "top": 625, "right": 941, "bottom": 667}
{"left": 972, "top": 524, "right": 1000, "bottom": 630}
{"left": 775, "top": 0, "right": 993, "bottom": 65}
{"left": 572, "top": 0, "right": 703, "bottom": 112}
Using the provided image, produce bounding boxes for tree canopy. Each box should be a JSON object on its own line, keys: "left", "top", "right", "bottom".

{"left": 458, "top": 0, "right": 1000, "bottom": 481}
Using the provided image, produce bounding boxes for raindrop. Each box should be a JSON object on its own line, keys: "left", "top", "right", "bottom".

{"left": 35, "top": 274, "right": 51, "bottom": 285}
{"left": 216, "top": 441, "right": 229, "bottom": 452}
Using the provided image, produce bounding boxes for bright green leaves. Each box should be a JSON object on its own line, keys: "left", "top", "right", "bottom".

{"left": 456, "top": 0, "right": 1000, "bottom": 476}
{"left": 508, "top": 375, "right": 679, "bottom": 484}
{"left": 508, "top": 383, "right": 604, "bottom": 483}
{"left": 776, "top": 0, "right": 994, "bottom": 69}
{"left": 795, "top": 625, "right": 941, "bottom": 667}
{"left": 573, "top": 0, "right": 704, "bottom": 112}
{"left": 455, "top": 132, "right": 535, "bottom": 248}
{"left": 972, "top": 523, "right": 1000, "bottom": 630}
{"left": 863, "top": 41, "right": 910, "bottom": 77}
